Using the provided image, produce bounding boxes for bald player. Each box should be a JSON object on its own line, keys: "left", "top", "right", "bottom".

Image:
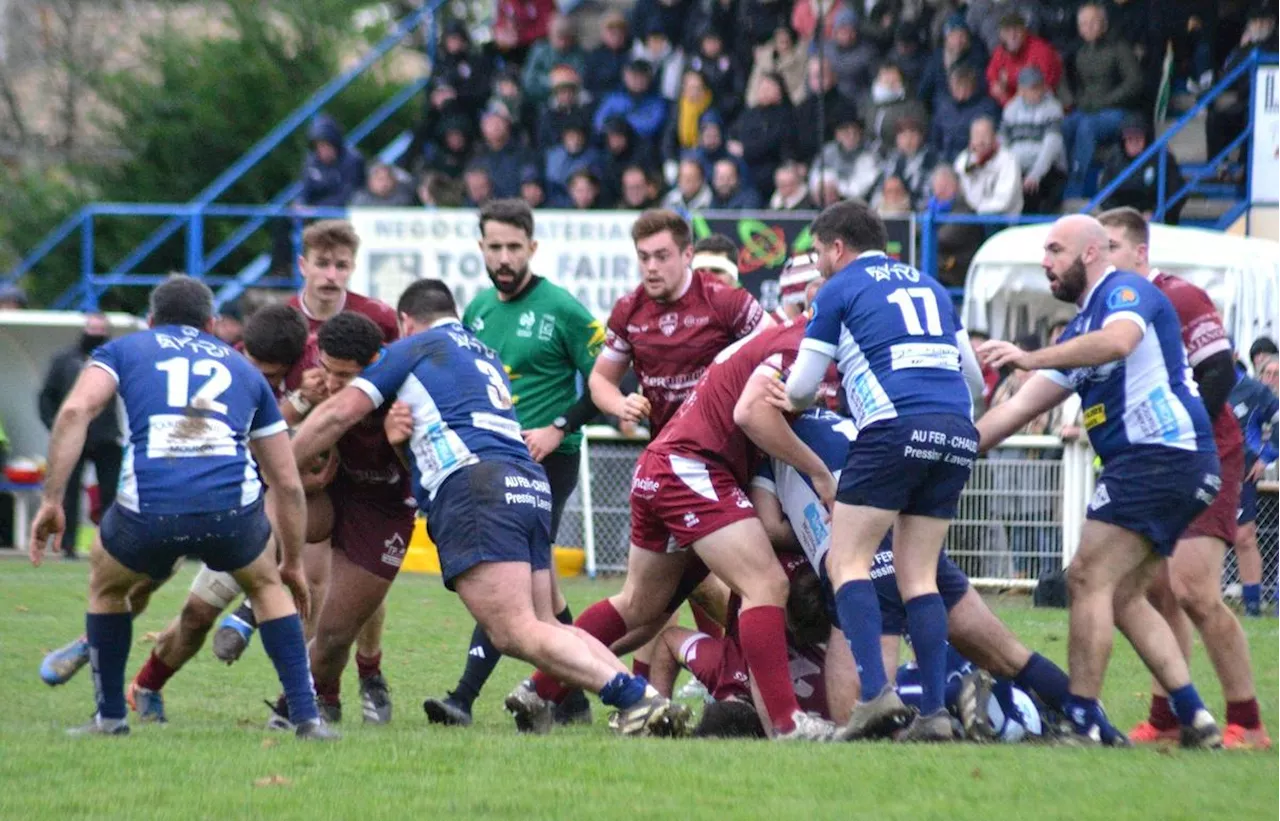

{"left": 976, "top": 214, "right": 1223, "bottom": 748}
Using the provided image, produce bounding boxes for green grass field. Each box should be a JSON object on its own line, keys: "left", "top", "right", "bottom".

{"left": 1, "top": 560, "right": 1275, "bottom": 821}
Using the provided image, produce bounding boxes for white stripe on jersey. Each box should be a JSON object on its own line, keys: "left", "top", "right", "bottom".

{"left": 1121, "top": 327, "right": 1198, "bottom": 450}
{"left": 117, "top": 402, "right": 139, "bottom": 513}
{"left": 835, "top": 325, "right": 896, "bottom": 428}
{"left": 397, "top": 372, "right": 478, "bottom": 501}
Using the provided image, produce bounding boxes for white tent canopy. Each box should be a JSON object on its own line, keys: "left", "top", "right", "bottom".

{"left": 962, "top": 222, "right": 1280, "bottom": 360}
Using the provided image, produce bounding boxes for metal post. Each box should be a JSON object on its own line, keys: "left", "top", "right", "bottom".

{"left": 80, "top": 212, "right": 97, "bottom": 310}
{"left": 920, "top": 207, "right": 936, "bottom": 279}
{"left": 186, "top": 209, "right": 204, "bottom": 277}
{"left": 1155, "top": 148, "right": 1167, "bottom": 221}
{"left": 290, "top": 216, "right": 305, "bottom": 288}
{"left": 579, "top": 432, "right": 596, "bottom": 578}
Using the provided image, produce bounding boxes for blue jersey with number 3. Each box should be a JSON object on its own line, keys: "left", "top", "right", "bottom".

{"left": 351, "top": 318, "right": 534, "bottom": 507}
{"left": 90, "top": 325, "right": 286, "bottom": 515}
{"left": 803, "top": 251, "right": 971, "bottom": 429}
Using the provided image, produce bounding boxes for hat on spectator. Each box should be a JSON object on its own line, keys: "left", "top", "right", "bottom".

{"left": 519, "top": 165, "right": 544, "bottom": 186}
{"left": 1017, "top": 65, "right": 1044, "bottom": 87}
{"left": 833, "top": 7, "right": 857, "bottom": 30}
{"left": 998, "top": 12, "right": 1028, "bottom": 29}
{"left": 829, "top": 102, "right": 860, "bottom": 129}
{"left": 0, "top": 283, "right": 28, "bottom": 307}
{"left": 942, "top": 13, "right": 969, "bottom": 34}
{"left": 482, "top": 99, "right": 513, "bottom": 122}
{"left": 549, "top": 63, "right": 582, "bottom": 90}
{"left": 444, "top": 21, "right": 470, "bottom": 42}
{"left": 558, "top": 110, "right": 592, "bottom": 137}
{"left": 626, "top": 57, "right": 654, "bottom": 75}
{"left": 1120, "top": 113, "right": 1148, "bottom": 137}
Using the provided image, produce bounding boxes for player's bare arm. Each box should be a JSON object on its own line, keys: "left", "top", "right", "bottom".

{"left": 975, "top": 373, "right": 1071, "bottom": 453}
{"left": 281, "top": 366, "right": 328, "bottom": 427}
{"left": 747, "top": 484, "right": 802, "bottom": 554}
{"left": 30, "top": 366, "right": 118, "bottom": 565}
{"left": 250, "top": 431, "right": 312, "bottom": 620}
{"left": 292, "top": 385, "right": 376, "bottom": 466}
{"left": 383, "top": 400, "right": 414, "bottom": 470}
{"left": 980, "top": 320, "right": 1143, "bottom": 372}
{"left": 588, "top": 354, "right": 650, "bottom": 423}
{"left": 735, "top": 372, "right": 836, "bottom": 509}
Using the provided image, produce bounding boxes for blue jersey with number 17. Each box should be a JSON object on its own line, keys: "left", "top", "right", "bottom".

{"left": 90, "top": 325, "right": 286, "bottom": 516}
{"left": 803, "top": 251, "right": 971, "bottom": 430}
{"left": 350, "top": 318, "right": 535, "bottom": 508}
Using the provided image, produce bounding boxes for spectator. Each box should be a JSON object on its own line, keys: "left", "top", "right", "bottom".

{"left": 881, "top": 115, "right": 938, "bottom": 205}
{"left": 662, "top": 158, "right": 715, "bottom": 210}
{"left": 919, "top": 14, "right": 990, "bottom": 112}
{"left": 536, "top": 65, "right": 594, "bottom": 151}
{"left": 432, "top": 23, "right": 491, "bottom": 112}
{"left": 728, "top": 72, "right": 796, "bottom": 199}
{"left": 618, "top": 165, "right": 664, "bottom": 209}
{"left": 633, "top": 24, "right": 687, "bottom": 101}
{"left": 496, "top": 0, "right": 557, "bottom": 65}
{"left": 1000, "top": 66, "right": 1068, "bottom": 213}
{"left": 663, "top": 69, "right": 716, "bottom": 166}
{"left": 421, "top": 114, "right": 474, "bottom": 180}
{"left": 213, "top": 301, "right": 244, "bottom": 346}
{"left": 791, "top": 0, "right": 851, "bottom": 42}
{"left": 1251, "top": 337, "right": 1279, "bottom": 374}
{"left": 405, "top": 80, "right": 469, "bottom": 173}
{"left": 519, "top": 166, "right": 548, "bottom": 208}
{"left": 593, "top": 59, "right": 669, "bottom": 141}
{"left": 39, "top": 313, "right": 122, "bottom": 560}
{"left": 793, "top": 56, "right": 858, "bottom": 164}
{"left": 746, "top": 26, "right": 810, "bottom": 108}
{"left": 689, "top": 110, "right": 736, "bottom": 179}
{"left": 808, "top": 108, "right": 880, "bottom": 204}
{"left": 1096, "top": 114, "right": 1185, "bottom": 223}
{"left": 544, "top": 113, "right": 603, "bottom": 200}
{"left": 1161, "top": 2, "right": 1217, "bottom": 96}
{"left": 600, "top": 116, "right": 661, "bottom": 204}
{"left": 1261, "top": 357, "right": 1280, "bottom": 395}
{"left": 0, "top": 284, "right": 28, "bottom": 310}
{"left": 986, "top": 13, "right": 1064, "bottom": 107}
{"left": 630, "top": 0, "right": 695, "bottom": 49}
{"left": 417, "top": 171, "right": 465, "bottom": 207}
{"left": 521, "top": 15, "right": 586, "bottom": 108}
{"left": 710, "top": 157, "right": 763, "bottom": 208}
{"left": 471, "top": 101, "right": 534, "bottom": 199}
{"left": 1059, "top": 3, "right": 1144, "bottom": 198}
{"left": 686, "top": 0, "right": 740, "bottom": 50}
{"left": 926, "top": 165, "right": 986, "bottom": 286}
{"left": 688, "top": 29, "right": 746, "bottom": 121}
{"left": 1207, "top": 7, "right": 1277, "bottom": 170}
{"left": 871, "top": 174, "right": 914, "bottom": 216}
{"left": 824, "top": 7, "right": 879, "bottom": 102}
{"left": 1040, "top": 0, "right": 1089, "bottom": 54}
{"left": 735, "top": 0, "right": 793, "bottom": 68}
{"left": 966, "top": 0, "right": 1041, "bottom": 54}
{"left": 769, "top": 162, "right": 817, "bottom": 209}
{"left": 861, "top": 63, "right": 929, "bottom": 151}
{"left": 930, "top": 63, "right": 1001, "bottom": 161}
{"left": 566, "top": 168, "right": 604, "bottom": 209}
{"left": 462, "top": 165, "right": 495, "bottom": 207}
{"left": 350, "top": 162, "right": 417, "bottom": 207}
{"left": 954, "top": 116, "right": 1023, "bottom": 215}
{"left": 1104, "top": 0, "right": 1155, "bottom": 59}
{"left": 585, "top": 12, "right": 633, "bottom": 97}
{"left": 889, "top": 24, "right": 929, "bottom": 90}
{"left": 482, "top": 19, "right": 525, "bottom": 78}
{"left": 490, "top": 68, "right": 536, "bottom": 144}
{"left": 300, "top": 114, "right": 365, "bottom": 207}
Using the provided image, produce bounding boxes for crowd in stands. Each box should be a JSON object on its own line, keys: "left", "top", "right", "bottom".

{"left": 287, "top": 0, "right": 1278, "bottom": 284}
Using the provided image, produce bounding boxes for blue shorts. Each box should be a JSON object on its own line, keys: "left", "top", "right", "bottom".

{"left": 1087, "top": 447, "right": 1221, "bottom": 556}
{"left": 819, "top": 542, "right": 971, "bottom": 635}
{"left": 100, "top": 499, "right": 271, "bottom": 581}
{"left": 838, "top": 414, "right": 978, "bottom": 519}
{"left": 427, "top": 461, "right": 553, "bottom": 591}
{"left": 1238, "top": 479, "right": 1258, "bottom": 525}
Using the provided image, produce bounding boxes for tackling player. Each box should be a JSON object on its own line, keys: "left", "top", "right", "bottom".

{"left": 291, "top": 279, "right": 689, "bottom": 737}
{"left": 1098, "top": 208, "right": 1269, "bottom": 749}
{"left": 782, "top": 200, "right": 985, "bottom": 742}
{"left": 976, "top": 214, "right": 1223, "bottom": 748}
{"left": 29, "top": 276, "right": 333, "bottom": 740}
{"left": 1229, "top": 351, "right": 1278, "bottom": 618}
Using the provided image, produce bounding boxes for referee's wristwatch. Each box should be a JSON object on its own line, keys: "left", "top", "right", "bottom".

{"left": 552, "top": 416, "right": 569, "bottom": 433}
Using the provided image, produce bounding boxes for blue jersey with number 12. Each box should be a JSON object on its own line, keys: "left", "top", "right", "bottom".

{"left": 351, "top": 318, "right": 535, "bottom": 507}
{"left": 90, "top": 325, "right": 286, "bottom": 516}
{"left": 803, "top": 251, "right": 971, "bottom": 430}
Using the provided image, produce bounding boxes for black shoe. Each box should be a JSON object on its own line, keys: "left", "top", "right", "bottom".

{"left": 423, "top": 692, "right": 473, "bottom": 726}
{"left": 295, "top": 718, "right": 340, "bottom": 741}
{"left": 554, "top": 689, "right": 593, "bottom": 725}
{"left": 359, "top": 674, "right": 392, "bottom": 725}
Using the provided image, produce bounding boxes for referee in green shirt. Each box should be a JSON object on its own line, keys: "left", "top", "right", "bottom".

{"left": 423, "top": 200, "right": 603, "bottom": 727}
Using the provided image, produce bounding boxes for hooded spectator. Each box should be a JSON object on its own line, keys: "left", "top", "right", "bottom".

{"left": 480, "top": 18, "right": 524, "bottom": 77}
{"left": 889, "top": 24, "right": 928, "bottom": 90}
{"left": 728, "top": 71, "right": 796, "bottom": 198}
{"left": 746, "top": 25, "right": 810, "bottom": 107}
{"left": 930, "top": 63, "right": 1002, "bottom": 161}
{"left": 432, "top": 22, "right": 491, "bottom": 110}
{"left": 630, "top": 0, "right": 696, "bottom": 49}
{"left": 490, "top": 68, "right": 535, "bottom": 144}
{"left": 421, "top": 113, "right": 473, "bottom": 179}
{"left": 593, "top": 59, "right": 669, "bottom": 140}
{"left": 687, "top": 29, "right": 746, "bottom": 120}
{"left": 300, "top": 114, "right": 365, "bottom": 206}
{"left": 710, "top": 157, "right": 763, "bottom": 208}
{"left": 881, "top": 115, "right": 938, "bottom": 205}
{"left": 663, "top": 69, "right": 716, "bottom": 164}
{"left": 926, "top": 165, "right": 986, "bottom": 286}
{"left": 954, "top": 116, "right": 1024, "bottom": 215}
{"left": 823, "top": 7, "right": 879, "bottom": 102}
{"left": 689, "top": 110, "right": 740, "bottom": 179}
{"left": 793, "top": 56, "right": 858, "bottom": 164}
{"left": 861, "top": 64, "right": 929, "bottom": 151}
{"left": 600, "top": 115, "right": 661, "bottom": 203}
{"left": 1097, "top": 113, "right": 1186, "bottom": 223}
{"left": 808, "top": 107, "right": 880, "bottom": 204}
{"left": 471, "top": 101, "right": 535, "bottom": 198}
{"left": 919, "top": 14, "right": 990, "bottom": 112}
{"left": 986, "top": 12, "right": 1064, "bottom": 106}
{"left": 544, "top": 113, "right": 604, "bottom": 200}
{"left": 350, "top": 162, "right": 417, "bottom": 207}
{"left": 1000, "top": 66, "right": 1068, "bottom": 213}
{"left": 585, "top": 12, "right": 634, "bottom": 96}
{"left": 633, "top": 24, "right": 687, "bottom": 100}
{"left": 662, "top": 158, "right": 716, "bottom": 210}
{"left": 685, "top": 0, "right": 740, "bottom": 51}
{"left": 536, "top": 64, "right": 595, "bottom": 150}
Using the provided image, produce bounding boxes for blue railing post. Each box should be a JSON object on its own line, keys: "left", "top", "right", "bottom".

{"left": 1155, "top": 148, "right": 1169, "bottom": 221}
{"left": 290, "top": 216, "right": 305, "bottom": 289}
{"left": 186, "top": 209, "right": 204, "bottom": 277}
{"left": 80, "top": 211, "right": 97, "bottom": 311}
{"left": 920, "top": 207, "right": 936, "bottom": 280}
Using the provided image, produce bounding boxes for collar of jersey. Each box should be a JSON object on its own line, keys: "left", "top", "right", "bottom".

{"left": 297, "top": 289, "right": 345, "bottom": 320}
{"left": 430, "top": 317, "right": 462, "bottom": 329}
{"left": 1080, "top": 265, "right": 1120, "bottom": 312}
{"left": 856, "top": 250, "right": 887, "bottom": 259}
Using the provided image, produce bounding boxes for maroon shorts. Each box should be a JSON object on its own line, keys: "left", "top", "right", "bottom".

{"left": 629, "top": 449, "right": 757, "bottom": 553}
{"left": 678, "top": 632, "right": 750, "bottom": 702}
{"left": 1183, "top": 432, "right": 1243, "bottom": 546}
{"left": 332, "top": 492, "right": 416, "bottom": 582}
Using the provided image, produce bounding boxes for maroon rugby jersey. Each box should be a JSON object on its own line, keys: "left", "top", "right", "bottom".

{"left": 289, "top": 290, "right": 400, "bottom": 343}
{"left": 332, "top": 403, "right": 413, "bottom": 508}
{"left": 601, "top": 271, "right": 763, "bottom": 436}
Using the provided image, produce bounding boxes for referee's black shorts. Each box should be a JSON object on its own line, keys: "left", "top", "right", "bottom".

{"left": 540, "top": 449, "right": 581, "bottom": 543}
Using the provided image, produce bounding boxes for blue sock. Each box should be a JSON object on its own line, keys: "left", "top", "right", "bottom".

{"left": 1064, "top": 694, "right": 1123, "bottom": 743}
{"left": 835, "top": 580, "right": 887, "bottom": 699}
{"left": 1167, "top": 684, "right": 1207, "bottom": 726}
{"left": 259, "top": 615, "right": 319, "bottom": 724}
{"left": 904, "top": 593, "right": 948, "bottom": 715}
{"left": 599, "top": 673, "right": 647, "bottom": 709}
{"left": 1243, "top": 584, "right": 1261, "bottom": 616}
{"left": 85, "top": 613, "right": 132, "bottom": 720}
{"left": 1014, "top": 652, "right": 1070, "bottom": 713}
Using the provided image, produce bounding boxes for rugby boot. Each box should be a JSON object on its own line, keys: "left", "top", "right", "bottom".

{"left": 295, "top": 718, "right": 341, "bottom": 741}
{"left": 264, "top": 698, "right": 294, "bottom": 731}
{"left": 1128, "top": 720, "right": 1179, "bottom": 745}
{"left": 956, "top": 669, "right": 999, "bottom": 742}
{"left": 67, "top": 714, "right": 129, "bottom": 737}
{"left": 360, "top": 674, "right": 392, "bottom": 724}
{"left": 423, "top": 692, "right": 474, "bottom": 726}
{"left": 505, "top": 679, "right": 553, "bottom": 735}
{"left": 611, "top": 690, "right": 692, "bottom": 738}
{"left": 835, "top": 683, "right": 914, "bottom": 740}
{"left": 126, "top": 681, "right": 168, "bottom": 724}
{"left": 318, "top": 697, "right": 342, "bottom": 724}
{"left": 898, "top": 709, "right": 957, "bottom": 743}
{"left": 40, "top": 636, "right": 90, "bottom": 686}
{"left": 774, "top": 711, "right": 836, "bottom": 741}
{"left": 554, "top": 689, "right": 593, "bottom": 726}
{"left": 1223, "top": 723, "right": 1272, "bottom": 750}
{"left": 1180, "top": 710, "right": 1224, "bottom": 750}
{"left": 212, "top": 609, "right": 255, "bottom": 664}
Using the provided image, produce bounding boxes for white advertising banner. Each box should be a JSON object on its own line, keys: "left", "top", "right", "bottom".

{"left": 348, "top": 208, "right": 640, "bottom": 319}
{"left": 1251, "top": 65, "right": 1278, "bottom": 204}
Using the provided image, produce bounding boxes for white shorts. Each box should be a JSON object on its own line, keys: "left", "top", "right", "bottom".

{"left": 188, "top": 565, "right": 243, "bottom": 610}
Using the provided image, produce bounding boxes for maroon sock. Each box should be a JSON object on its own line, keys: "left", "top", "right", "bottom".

{"left": 134, "top": 650, "right": 176, "bottom": 692}
{"left": 1226, "top": 698, "right": 1261, "bottom": 729}
{"left": 356, "top": 651, "right": 382, "bottom": 680}
{"left": 737, "top": 606, "right": 800, "bottom": 734}
{"left": 532, "top": 671, "right": 571, "bottom": 703}
{"left": 632, "top": 659, "right": 651, "bottom": 680}
{"left": 1149, "top": 695, "right": 1179, "bottom": 731}
{"left": 575, "top": 599, "right": 629, "bottom": 647}
{"left": 690, "top": 602, "right": 723, "bottom": 640}
{"left": 315, "top": 677, "right": 341, "bottom": 703}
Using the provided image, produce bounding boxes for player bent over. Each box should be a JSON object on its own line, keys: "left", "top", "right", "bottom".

{"left": 29, "top": 276, "right": 334, "bottom": 740}
{"left": 977, "top": 215, "right": 1223, "bottom": 748}
{"left": 292, "top": 279, "right": 687, "bottom": 736}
